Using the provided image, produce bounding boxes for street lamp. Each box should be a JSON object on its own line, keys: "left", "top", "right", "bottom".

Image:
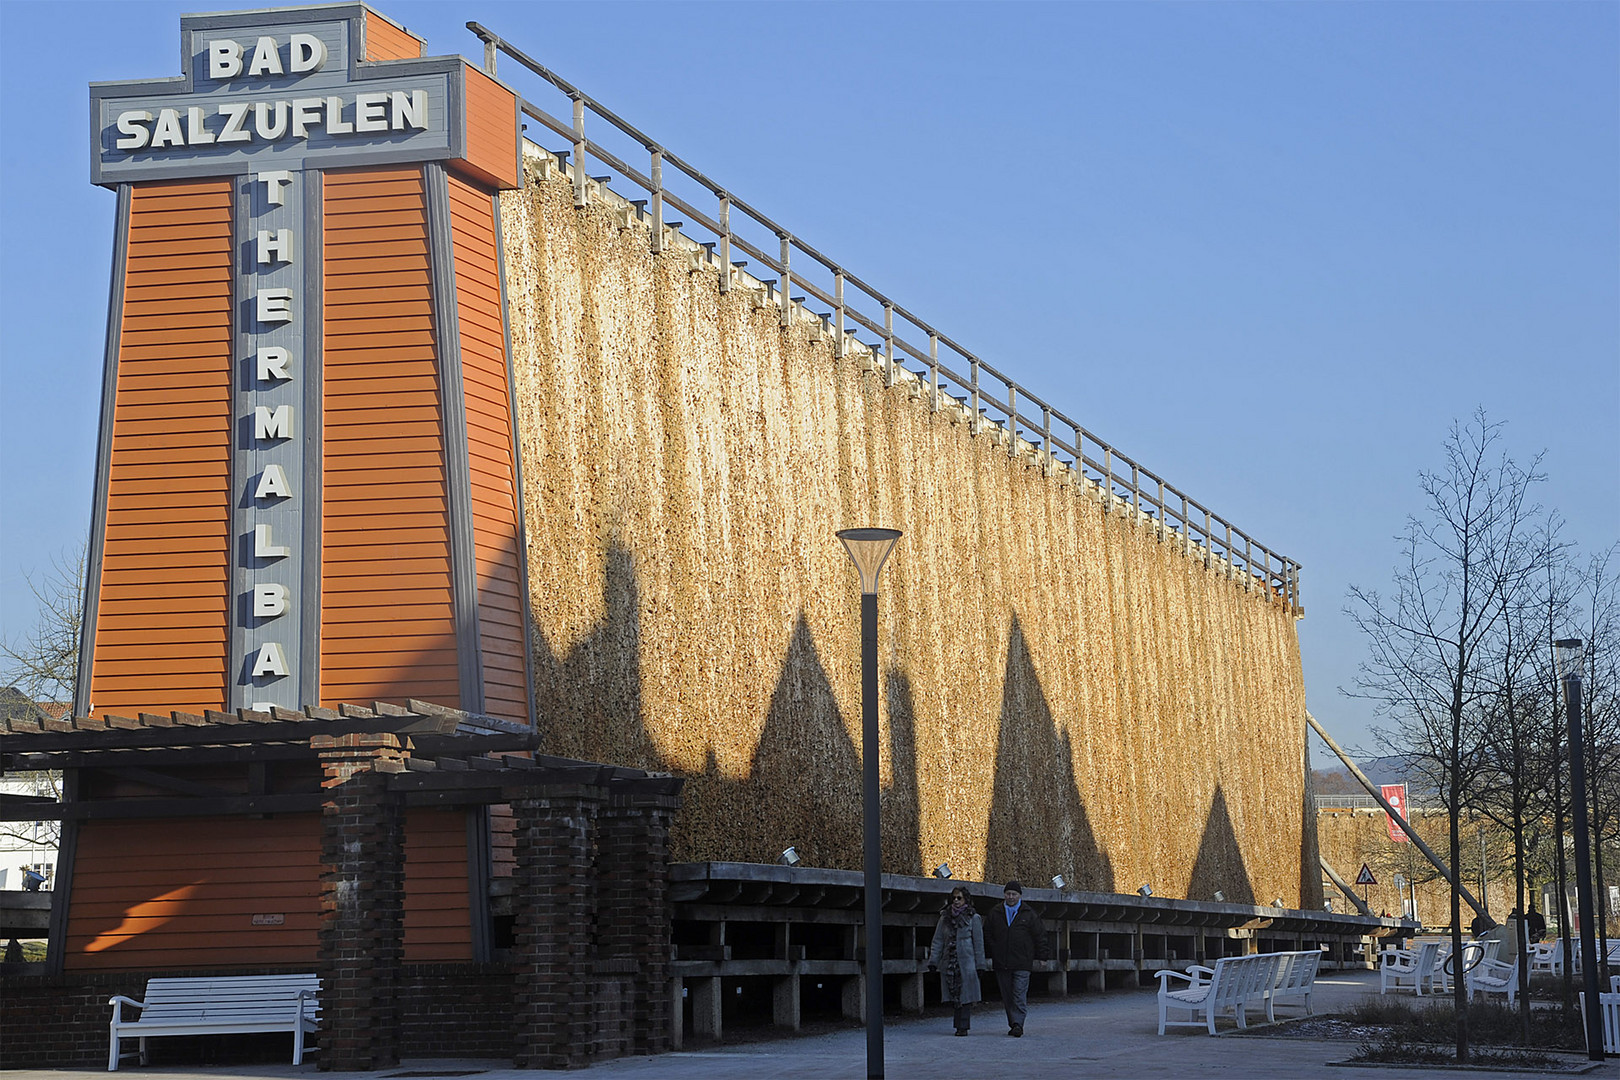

{"left": 837, "top": 527, "right": 901, "bottom": 1080}
{"left": 1554, "top": 637, "right": 1605, "bottom": 1062}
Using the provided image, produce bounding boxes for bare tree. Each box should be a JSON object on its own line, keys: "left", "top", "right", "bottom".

{"left": 1, "top": 542, "right": 85, "bottom": 706}
{"left": 1348, "top": 411, "right": 1544, "bottom": 1064}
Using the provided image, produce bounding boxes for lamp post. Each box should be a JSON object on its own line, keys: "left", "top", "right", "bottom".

{"left": 1554, "top": 637, "right": 1605, "bottom": 1062}
{"left": 837, "top": 527, "right": 901, "bottom": 1080}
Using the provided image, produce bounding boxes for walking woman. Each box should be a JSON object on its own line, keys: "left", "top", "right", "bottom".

{"left": 928, "top": 886, "right": 988, "bottom": 1035}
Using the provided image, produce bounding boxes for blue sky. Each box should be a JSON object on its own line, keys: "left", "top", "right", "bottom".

{"left": 2, "top": 1, "right": 1616, "bottom": 758}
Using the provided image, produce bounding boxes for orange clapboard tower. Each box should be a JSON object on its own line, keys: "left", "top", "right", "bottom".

{"left": 81, "top": 3, "right": 527, "bottom": 725}
{"left": 64, "top": 3, "right": 527, "bottom": 970}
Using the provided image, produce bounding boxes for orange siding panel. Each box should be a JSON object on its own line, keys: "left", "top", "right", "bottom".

{"left": 404, "top": 808, "right": 472, "bottom": 961}
{"left": 90, "top": 180, "right": 232, "bottom": 717}
{"left": 456, "top": 67, "right": 521, "bottom": 190}
{"left": 64, "top": 816, "right": 321, "bottom": 970}
{"left": 321, "top": 168, "right": 459, "bottom": 709}
{"left": 363, "top": 12, "right": 423, "bottom": 61}
{"left": 449, "top": 175, "right": 528, "bottom": 724}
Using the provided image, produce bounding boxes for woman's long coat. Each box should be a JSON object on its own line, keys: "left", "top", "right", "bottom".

{"left": 928, "top": 910, "right": 988, "bottom": 1004}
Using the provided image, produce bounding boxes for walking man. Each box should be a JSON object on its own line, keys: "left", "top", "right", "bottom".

{"left": 983, "top": 880, "right": 1050, "bottom": 1037}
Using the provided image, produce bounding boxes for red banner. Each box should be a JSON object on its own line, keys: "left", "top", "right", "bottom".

{"left": 1382, "top": 784, "right": 1410, "bottom": 843}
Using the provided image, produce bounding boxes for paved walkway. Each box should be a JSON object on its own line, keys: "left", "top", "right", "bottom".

{"left": 14, "top": 972, "right": 1611, "bottom": 1080}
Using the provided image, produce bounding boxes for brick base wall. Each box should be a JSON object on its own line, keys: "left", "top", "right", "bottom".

{"left": 0, "top": 964, "right": 528, "bottom": 1068}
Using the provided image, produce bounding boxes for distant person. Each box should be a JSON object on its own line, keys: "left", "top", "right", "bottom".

{"left": 983, "top": 880, "right": 1051, "bottom": 1037}
{"left": 928, "top": 886, "right": 987, "bottom": 1036}
{"left": 1469, "top": 911, "right": 1494, "bottom": 937}
{"left": 1525, "top": 904, "right": 1547, "bottom": 942}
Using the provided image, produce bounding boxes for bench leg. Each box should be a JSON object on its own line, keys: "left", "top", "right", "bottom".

{"left": 108, "top": 1030, "right": 119, "bottom": 1072}
{"left": 138, "top": 1037, "right": 148, "bottom": 1066}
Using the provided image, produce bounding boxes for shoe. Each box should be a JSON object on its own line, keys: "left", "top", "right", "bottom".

{"left": 1011, "top": 1024, "right": 1024, "bottom": 1037}
{"left": 954, "top": 1029, "right": 968, "bottom": 1036}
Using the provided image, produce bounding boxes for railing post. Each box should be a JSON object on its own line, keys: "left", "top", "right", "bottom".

{"left": 1131, "top": 464, "right": 1140, "bottom": 515}
{"left": 719, "top": 194, "right": 731, "bottom": 294}
{"left": 650, "top": 149, "right": 664, "bottom": 254}
{"left": 1007, "top": 384, "right": 1018, "bottom": 456}
{"left": 834, "top": 272, "right": 845, "bottom": 357}
{"left": 929, "top": 334, "right": 939, "bottom": 412}
{"left": 884, "top": 303, "right": 895, "bottom": 386}
{"left": 969, "top": 359, "right": 980, "bottom": 433}
{"left": 571, "top": 97, "right": 587, "bottom": 208}
{"left": 1244, "top": 536, "right": 1254, "bottom": 592}
{"left": 483, "top": 38, "right": 497, "bottom": 76}
{"left": 1103, "top": 448, "right": 1113, "bottom": 508}
{"left": 1225, "top": 524, "right": 1234, "bottom": 578}
{"left": 1042, "top": 405, "right": 1052, "bottom": 469}
{"left": 781, "top": 235, "right": 793, "bottom": 327}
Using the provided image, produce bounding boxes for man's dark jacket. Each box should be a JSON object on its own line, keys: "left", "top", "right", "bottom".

{"left": 984, "top": 902, "right": 1050, "bottom": 971}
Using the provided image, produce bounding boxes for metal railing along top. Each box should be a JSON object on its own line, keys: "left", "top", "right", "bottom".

{"left": 466, "top": 21, "right": 1301, "bottom": 611}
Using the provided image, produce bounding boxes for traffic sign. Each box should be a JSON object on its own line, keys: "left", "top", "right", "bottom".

{"left": 1355, "top": 863, "right": 1378, "bottom": 886}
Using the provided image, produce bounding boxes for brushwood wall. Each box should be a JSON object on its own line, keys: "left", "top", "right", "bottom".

{"left": 500, "top": 150, "right": 1320, "bottom": 908}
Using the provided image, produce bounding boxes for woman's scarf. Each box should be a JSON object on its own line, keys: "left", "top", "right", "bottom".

{"left": 941, "top": 903, "right": 973, "bottom": 1000}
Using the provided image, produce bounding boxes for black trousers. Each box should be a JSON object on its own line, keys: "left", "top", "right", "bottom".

{"left": 953, "top": 1003, "right": 971, "bottom": 1031}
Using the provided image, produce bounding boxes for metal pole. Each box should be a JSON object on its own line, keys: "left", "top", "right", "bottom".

{"left": 650, "top": 150, "right": 664, "bottom": 254}
{"left": 1564, "top": 672, "right": 1605, "bottom": 1061}
{"left": 1306, "top": 711, "right": 1488, "bottom": 918}
{"left": 861, "top": 589, "right": 884, "bottom": 1079}
{"left": 571, "top": 97, "right": 587, "bottom": 208}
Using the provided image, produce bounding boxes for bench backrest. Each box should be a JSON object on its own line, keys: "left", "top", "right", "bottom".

{"left": 1414, "top": 940, "right": 1440, "bottom": 975}
{"left": 1577, "top": 992, "right": 1620, "bottom": 1054}
{"left": 1278, "top": 950, "right": 1319, "bottom": 992}
{"left": 141, "top": 975, "right": 320, "bottom": 1023}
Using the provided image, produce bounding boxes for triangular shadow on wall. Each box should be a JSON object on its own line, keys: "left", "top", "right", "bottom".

{"left": 1186, "top": 785, "right": 1255, "bottom": 904}
{"left": 984, "top": 616, "right": 1113, "bottom": 892}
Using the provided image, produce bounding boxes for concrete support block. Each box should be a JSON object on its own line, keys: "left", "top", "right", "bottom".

{"left": 840, "top": 975, "right": 864, "bottom": 1021}
{"left": 1044, "top": 971, "right": 1066, "bottom": 996}
{"left": 900, "top": 972, "right": 925, "bottom": 1014}
{"left": 1085, "top": 969, "right": 1104, "bottom": 992}
{"left": 671, "top": 978, "right": 684, "bottom": 1051}
{"left": 691, "top": 976, "right": 722, "bottom": 1040}
{"left": 772, "top": 974, "right": 800, "bottom": 1030}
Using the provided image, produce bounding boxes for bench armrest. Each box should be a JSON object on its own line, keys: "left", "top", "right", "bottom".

{"left": 1155, "top": 969, "right": 1198, "bottom": 989}
{"left": 108, "top": 996, "right": 146, "bottom": 1016}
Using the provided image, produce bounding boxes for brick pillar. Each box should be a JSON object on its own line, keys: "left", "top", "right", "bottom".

{"left": 511, "top": 787, "right": 603, "bottom": 1069}
{"left": 314, "top": 733, "right": 407, "bottom": 1072}
{"left": 596, "top": 792, "right": 679, "bottom": 1055}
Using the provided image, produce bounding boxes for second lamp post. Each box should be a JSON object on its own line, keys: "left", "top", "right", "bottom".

{"left": 837, "top": 527, "right": 901, "bottom": 1080}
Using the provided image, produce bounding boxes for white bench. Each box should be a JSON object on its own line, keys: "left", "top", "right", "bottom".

{"left": 1466, "top": 958, "right": 1519, "bottom": 1005}
{"left": 1529, "top": 939, "right": 1563, "bottom": 977}
{"left": 1157, "top": 951, "right": 1319, "bottom": 1034}
{"left": 1577, "top": 991, "right": 1620, "bottom": 1054}
{"left": 107, "top": 974, "right": 319, "bottom": 1071}
{"left": 1380, "top": 940, "right": 1440, "bottom": 996}
{"left": 1265, "top": 950, "right": 1322, "bottom": 1018}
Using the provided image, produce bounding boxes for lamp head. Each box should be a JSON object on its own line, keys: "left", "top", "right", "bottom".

{"left": 1274, "top": 898, "right": 1287, "bottom": 909}
{"left": 1213, "top": 890, "right": 1226, "bottom": 903}
{"left": 837, "top": 528, "right": 902, "bottom": 594}
{"left": 779, "top": 846, "right": 801, "bottom": 867}
{"left": 1050, "top": 875, "right": 1067, "bottom": 891}
{"left": 1138, "top": 884, "right": 1153, "bottom": 897}
{"left": 1553, "top": 638, "right": 1585, "bottom": 681}
{"left": 932, "top": 863, "right": 952, "bottom": 880}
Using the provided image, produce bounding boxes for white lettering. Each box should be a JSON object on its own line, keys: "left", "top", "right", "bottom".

{"left": 290, "top": 33, "right": 327, "bottom": 74}
{"left": 256, "top": 345, "right": 293, "bottom": 382}
{"left": 247, "top": 36, "right": 284, "bottom": 77}
{"left": 256, "top": 288, "right": 294, "bottom": 325}
{"left": 391, "top": 89, "right": 428, "bottom": 131}
{"left": 185, "top": 106, "right": 215, "bottom": 146}
{"left": 218, "top": 102, "right": 252, "bottom": 143}
{"left": 251, "top": 642, "right": 289, "bottom": 677}
{"left": 324, "top": 96, "right": 353, "bottom": 135}
{"left": 257, "top": 169, "right": 294, "bottom": 206}
{"left": 257, "top": 229, "right": 293, "bottom": 265}
{"left": 254, "top": 524, "right": 291, "bottom": 559}
{"left": 208, "top": 39, "right": 243, "bottom": 80}
{"left": 252, "top": 584, "right": 290, "bottom": 618}
{"left": 291, "top": 97, "right": 323, "bottom": 139}
{"left": 354, "top": 92, "right": 388, "bottom": 133}
{"left": 150, "top": 108, "right": 185, "bottom": 149}
{"left": 115, "top": 110, "right": 152, "bottom": 150}
{"left": 255, "top": 464, "right": 292, "bottom": 500}
{"left": 254, "top": 404, "right": 294, "bottom": 441}
{"left": 253, "top": 100, "right": 289, "bottom": 140}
